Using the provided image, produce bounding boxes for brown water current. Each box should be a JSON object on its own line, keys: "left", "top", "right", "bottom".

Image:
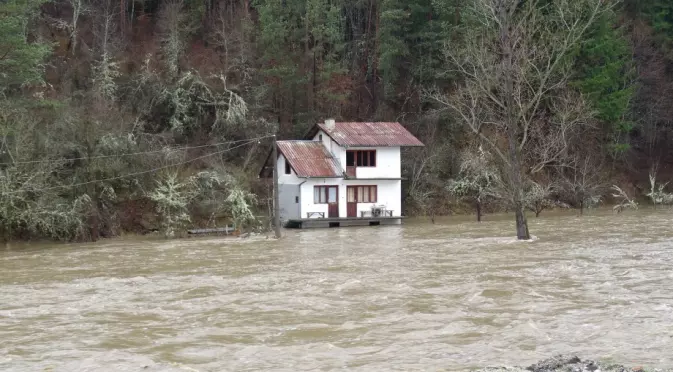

{"left": 2, "top": 210, "right": 673, "bottom": 371}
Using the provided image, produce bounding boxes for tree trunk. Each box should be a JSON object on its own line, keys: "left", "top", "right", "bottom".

{"left": 499, "top": 3, "right": 530, "bottom": 241}
{"left": 514, "top": 202, "right": 530, "bottom": 240}
{"left": 476, "top": 201, "right": 482, "bottom": 222}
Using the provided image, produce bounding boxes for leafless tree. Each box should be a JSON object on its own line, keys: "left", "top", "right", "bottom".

{"left": 612, "top": 185, "right": 638, "bottom": 213}
{"left": 526, "top": 92, "right": 596, "bottom": 175}
{"left": 647, "top": 168, "right": 673, "bottom": 208}
{"left": 53, "top": 0, "right": 90, "bottom": 55}
{"left": 429, "top": 0, "right": 605, "bottom": 239}
{"left": 407, "top": 148, "right": 445, "bottom": 222}
{"left": 560, "top": 155, "right": 606, "bottom": 215}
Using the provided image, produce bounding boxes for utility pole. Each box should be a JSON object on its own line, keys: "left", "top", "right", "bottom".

{"left": 272, "top": 135, "right": 281, "bottom": 239}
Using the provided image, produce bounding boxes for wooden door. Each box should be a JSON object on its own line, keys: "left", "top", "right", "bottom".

{"left": 327, "top": 186, "right": 339, "bottom": 218}
{"left": 347, "top": 186, "right": 357, "bottom": 217}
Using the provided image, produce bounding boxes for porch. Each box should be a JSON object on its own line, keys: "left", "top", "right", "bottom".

{"left": 285, "top": 216, "right": 404, "bottom": 229}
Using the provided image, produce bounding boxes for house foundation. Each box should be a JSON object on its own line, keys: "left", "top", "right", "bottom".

{"left": 286, "top": 216, "right": 403, "bottom": 229}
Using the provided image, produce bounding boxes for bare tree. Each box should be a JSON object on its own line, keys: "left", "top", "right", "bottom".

{"left": 526, "top": 92, "right": 596, "bottom": 175}
{"left": 430, "top": 0, "right": 605, "bottom": 239}
{"left": 50, "top": 0, "right": 90, "bottom": 55}
{"left": 646, "top": 168, "right": 673, "bottom": 208}
{"left": 561, "top": 155, "right": 605, "bottom": 215}
{"left": 404, "top": 119, "right": 453, "bottom": 222}
{"left": 407, "top": 148, "right": 440, "bottom": 220}
{"left": 612, "top": 185, "right": 638, "bottom": 213}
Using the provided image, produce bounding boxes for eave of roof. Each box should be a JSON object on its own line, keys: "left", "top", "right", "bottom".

{"left": 273, "top": 140, "right": 344, "bottom": 178}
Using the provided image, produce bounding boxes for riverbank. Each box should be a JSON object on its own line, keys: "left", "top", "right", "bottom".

{"left": 476, "top": 355, "right": 670, "bottom": 372}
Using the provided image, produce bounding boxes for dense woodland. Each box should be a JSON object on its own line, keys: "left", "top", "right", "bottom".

{"left": 3, "top": 0, "right": 673, "bottom": 241}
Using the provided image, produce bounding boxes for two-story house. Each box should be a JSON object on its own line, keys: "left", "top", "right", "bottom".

{"left": 260, "top": 120, "right": 424, "bottom": 228}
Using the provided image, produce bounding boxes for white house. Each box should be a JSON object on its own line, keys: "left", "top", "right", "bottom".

{"left": 260, "top": 120, "right": 424, "bottom": 228}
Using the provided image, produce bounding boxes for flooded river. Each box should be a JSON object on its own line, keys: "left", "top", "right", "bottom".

{"left": 2, "top": 210, "right": 673, "bottom": 371}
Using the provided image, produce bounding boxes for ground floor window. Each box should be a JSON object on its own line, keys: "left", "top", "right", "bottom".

{"left": 314, "top": 186, "right": 338, "bottom": 204}
{"left": 347, "top": 185, "right": 377, "bottom": 203}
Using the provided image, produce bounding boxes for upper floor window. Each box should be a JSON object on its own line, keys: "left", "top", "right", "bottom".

{"left": 319, "top": 134, "right": 323, "bottom": 141}
{"left": 285, "top": 159, "right": 291, "bottom": 174}
{"left": 346, "top": 150, "right": 376, "bottom": 167}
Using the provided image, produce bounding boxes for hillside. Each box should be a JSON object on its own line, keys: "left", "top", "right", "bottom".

{"left": 3, "top": 0, "right": 673, "bottom": 241}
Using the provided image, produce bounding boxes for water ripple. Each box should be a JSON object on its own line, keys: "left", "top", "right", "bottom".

{"left": 1, "top": 210, "right": 673, "bottom": 371}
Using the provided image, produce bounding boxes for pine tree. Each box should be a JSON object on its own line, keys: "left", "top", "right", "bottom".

{"left": 572, "top": 10, "right": 635, "bottom": 154}
{"left": 0, "top": 0, "right": 51, "bottom": 93}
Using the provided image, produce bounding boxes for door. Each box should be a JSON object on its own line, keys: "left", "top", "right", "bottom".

{"left": 347, "top": 186, "right": 357, "bottom": 217}
{"left": 327, "top": 186, "right": 339, "bottom": 218}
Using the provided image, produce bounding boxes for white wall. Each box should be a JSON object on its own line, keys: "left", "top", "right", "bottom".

{"left": 350, "top": 147, "right": 400, "bottom": 179}
{"left": 343, "top": 179, "right": 402, "bottom": 217}
{"left": 277, "top": 153, "right": 302, "bottom": 185}
{"left": 292, "top": 133, "right": 404, "bottom": 219}
{"left": 299, "top": 179, "right": 402, "bottom": 218}
{"left": 311, "top": 131, "right": 401, "bottom": 180}
{"left": 299, "top": 178, "right": 341, "bottom": 218}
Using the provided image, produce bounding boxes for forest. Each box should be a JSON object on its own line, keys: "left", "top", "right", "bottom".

{"left": 3, "top": 0, "right": 673, "bottom": 241}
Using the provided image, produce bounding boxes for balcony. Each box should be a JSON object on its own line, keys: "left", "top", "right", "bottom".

{"left": 346, "top": 166, "right": 356, "bottom": 178}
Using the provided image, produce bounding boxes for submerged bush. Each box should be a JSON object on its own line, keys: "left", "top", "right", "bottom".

{"left": 189, "top": 170, "right": 257, "bottom": 230}
{"left": 148, "top": 172, "right": 195, "bottom": 238}
{"left": 647, "top": 172, "right": 673, "bottom": 208}
{"left": 0, "top": 167, "right": 92, "bottom": 241}
{"left": 149, "top": 170, "right": 259, "bottom": 238}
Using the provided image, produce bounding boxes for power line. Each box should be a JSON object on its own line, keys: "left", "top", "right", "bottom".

{"left": 2, "top": 136, "right": 268, "bottom": 195}
{"left": 0, "top": 135, "right": 273, "bottom": 165}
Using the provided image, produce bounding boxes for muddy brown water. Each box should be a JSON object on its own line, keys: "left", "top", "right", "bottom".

{"left": 2, "top": 210, "right": 673, "bottom": 371}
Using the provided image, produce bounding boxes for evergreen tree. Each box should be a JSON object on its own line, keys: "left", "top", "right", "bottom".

{"left": 378, "top": 0, "right": 455, "bottom": 98}
{"left": 572, "top": 10, "right": 635, "bottom": 154}
{"left": 0, "top": 0, "right": 52, "bottom": 93}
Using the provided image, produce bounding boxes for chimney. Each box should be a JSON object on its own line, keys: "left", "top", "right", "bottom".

{"left": 325, "top": 118, "right": 336, "bottom": 131}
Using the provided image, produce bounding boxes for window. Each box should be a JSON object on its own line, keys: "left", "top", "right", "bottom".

{"left": 295, "top": 196, "right": 299, "bottom": 203}
{"left": 314, "top": 186, "right": 338, "bottom": 204}
{"left": 285, "top": 159, "right": 291, "bottom": 174}
{"left": 346, "top": 150, "right": 376, "bottom": 167}
{"left": 319, "top": 134, "right": 323, "bottom": 141}
{"left": 347, "top": 186, "right": 377, "bottom": 203}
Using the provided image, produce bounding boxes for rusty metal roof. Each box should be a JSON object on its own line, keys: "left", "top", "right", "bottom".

{"left": 312, "top": 122, "right": 424, "bottom": 147}
{"left": 277, "top": 141, "right": 343, "bottom": 178}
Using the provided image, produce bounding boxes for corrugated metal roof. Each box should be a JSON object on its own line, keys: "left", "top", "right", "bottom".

{"left": 315, "top": 122, "right": 424, "bottom": 147}
{"left": 277, "top": 141, "right": 343, "bottom": 178}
